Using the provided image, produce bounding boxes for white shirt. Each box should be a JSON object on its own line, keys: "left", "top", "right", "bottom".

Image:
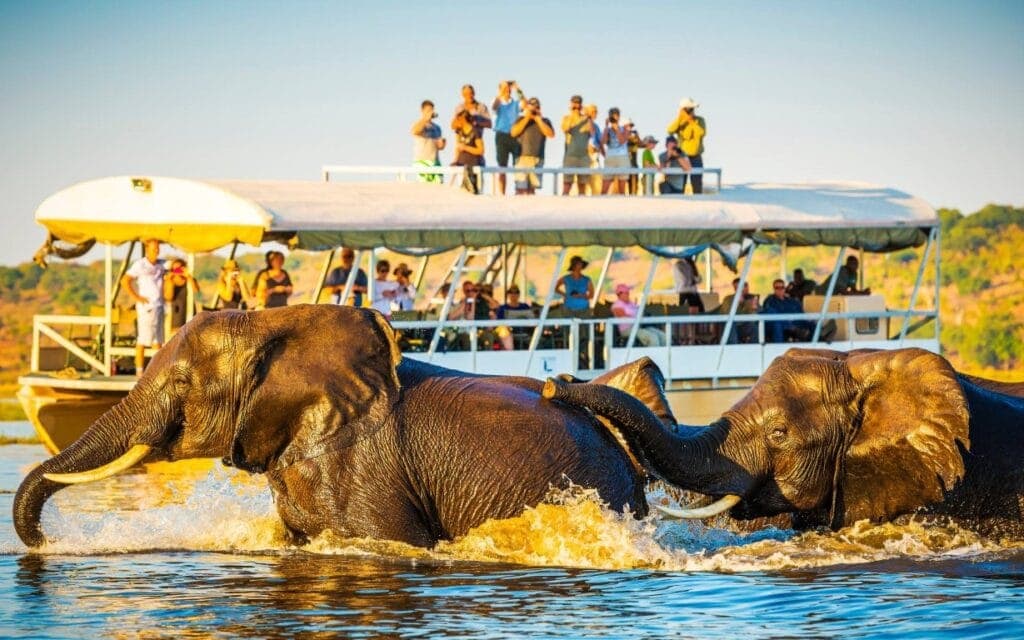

{"left": 126, "top": 258, "right": 166, "bottom": 309}
{"left": 372, "top": 279, "right": 401, "bottom": 316}
{"left": 395, "top": 283, "right": 417, "bottom": 311}
{"left": 672, "top": 259, "right": 701, "bottom": 294}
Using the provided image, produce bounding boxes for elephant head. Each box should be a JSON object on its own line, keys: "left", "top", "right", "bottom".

{"left": 14, "top": 304, "right": 402, "bottom": 548}
{"left": 543, "top": 347, "right": 972, "bottom": 527}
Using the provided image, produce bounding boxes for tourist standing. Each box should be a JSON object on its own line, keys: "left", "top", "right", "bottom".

{"left": 163, "top": 257, "right": 200, "bottom": 336}
{"left": 601, "top": 107, "right": 630, "bottom": 195}
{"left": 561, "top": 95, "right": 592, "bottom": 196}
{"left": 658, "top": 136, "right": 691, "bottom": 194}
{"left": 453, "top": 110, "right": 485, "bottom": 193}
{"left": 667, "top": 98, "right": 706, "bottom": 193}
{"left": 510, "top": 97, "right": 554, "bottom": 195}
{"left": 492, "top": 80, "right": 525, "bottom": 194}
{"left": 451, "top": 84, "right": 492, "bottom": 133}
{"left": 326, "top": 248, "right": 368, "bottom": 306}
{"left": 555, "top": 255, "right": 594, "bottom": 317}
{"left": 411, "top": 99, "right": 446, "bottom": 182}
{"left": 121, "top": 238, "right": 165, "bottom": 374}
{"left": 256, "top": 251, "right": 292, "bottom": 309}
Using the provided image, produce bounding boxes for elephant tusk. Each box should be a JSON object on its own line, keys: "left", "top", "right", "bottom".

{"left": 655, "top": 494, "right": 741, "bottom": 519}
{"left": 43, "top": 444, "right": 152, "bottom": 485}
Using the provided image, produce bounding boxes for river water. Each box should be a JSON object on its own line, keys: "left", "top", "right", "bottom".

{"left": 1, "top": 421, "right": 1022, "bottom": 638}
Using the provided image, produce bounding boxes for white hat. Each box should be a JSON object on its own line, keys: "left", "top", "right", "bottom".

{"left": 679, "top": 97, "right": 699, "bottom": 110}
{"left": 622, "top": 117, "right": 634, "bottom": 126}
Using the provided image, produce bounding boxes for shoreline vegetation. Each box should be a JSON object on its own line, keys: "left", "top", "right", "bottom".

{"left": 0, "top": 204, "right": 1020, "bottom": 397}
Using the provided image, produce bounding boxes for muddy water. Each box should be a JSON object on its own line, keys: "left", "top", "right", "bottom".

{"left": 1, "top": 422, "right": 1022, "bottom": 638}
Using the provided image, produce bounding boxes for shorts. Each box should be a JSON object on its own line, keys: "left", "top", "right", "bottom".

{"left": 495, "top": 132, "right": 519, "bottom": 168}
{"left": 604, "top": 155, "right": 630, "bottom": 180}
{"left": 136, "top": 304, "right": 165, "bottom": 347}
{"left": 515, "top": 156, "right": 543, "bottom": 190}
{"left": 563, "top": 155, "right": 589, "bottom": 183}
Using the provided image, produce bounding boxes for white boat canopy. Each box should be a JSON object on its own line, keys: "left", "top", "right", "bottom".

{"left": 36, "top": 176, "right": 937, "bottom": 253}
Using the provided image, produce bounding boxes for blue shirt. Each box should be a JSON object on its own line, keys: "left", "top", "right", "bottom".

{"left": 562, "top": 274, "right": 592, "bottom": 312}
{"left": 493, "top": 98, "right": 520, "bottom": 134}
{"left": 326, "top": 266, "right": 368, "bottom": 306}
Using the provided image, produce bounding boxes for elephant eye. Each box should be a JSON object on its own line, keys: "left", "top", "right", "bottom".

{"left": 769, "top": 426, "right": 787, "bottom": 442}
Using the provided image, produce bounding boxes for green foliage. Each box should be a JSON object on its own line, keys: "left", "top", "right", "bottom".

{"left": 956, "top": 312, "right": 1024, "bottom": 369}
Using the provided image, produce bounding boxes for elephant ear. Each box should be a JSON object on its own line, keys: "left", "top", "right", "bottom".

{"left": 591, "top": 357, "right": 677, "bottom": 427}
{"left": 839, "top": 348, "right": 970, "bottom": 524}
{"left": 230, "top": 306, "right": 403, "bottom": 473}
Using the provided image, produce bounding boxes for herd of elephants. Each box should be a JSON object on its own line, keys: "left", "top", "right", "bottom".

{"left": 13, "top": 305, "right": 1024, "bottom": 550}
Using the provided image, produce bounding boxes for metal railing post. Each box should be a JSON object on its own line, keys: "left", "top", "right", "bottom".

{"left": 104, "top": 243, "right": 113, "bottom": 374}
{"left": 427, "top": 247, "right": 469, "bottom": 360}
{"left": 813, "top": 247, "right": 847, "bottom": 343}
{"left": 899, "top": 228, "right": 935, "bottom": 344}
{"left": 311, "top": 249, "right": 336, "bottom": 304}
{"left": 525, "top": 248, "right": 568, "bottom": 375}
{"left": 625, "top": 256, "right": 660, "bottom": 361}
{"left": 714, "top": 245, "right": 756, "bottom": 383}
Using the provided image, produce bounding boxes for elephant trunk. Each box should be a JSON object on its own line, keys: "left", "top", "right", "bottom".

{"left": 542, "top": 379, "right": 748, "bottom": 495}
{"left": 14, "top": 395, "right": 156, "bottom": 548}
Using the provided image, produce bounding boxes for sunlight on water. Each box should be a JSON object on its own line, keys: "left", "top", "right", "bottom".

{"left": 18, "top": 465, "right": 1014, "bottom": 574}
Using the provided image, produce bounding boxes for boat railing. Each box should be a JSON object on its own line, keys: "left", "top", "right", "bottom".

{"left": 320, "top": 164, "right": 723, "bottom": 195}
{"left": 31, "top": 314, "right": 109, "bottom": 375}
{"left": 390, "top": 306, "right": 938, "bottom": 380}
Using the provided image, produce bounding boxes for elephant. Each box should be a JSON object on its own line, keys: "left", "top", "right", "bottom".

{"left": 541, "top": 348, "right": 1024, "bottom": 536}
{"left": 14, "top": 304, "right": 681, "bottom": 549}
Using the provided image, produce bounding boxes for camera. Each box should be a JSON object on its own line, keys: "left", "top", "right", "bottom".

{"left": 430, "top": 112, "right": 437, "bottom": 119}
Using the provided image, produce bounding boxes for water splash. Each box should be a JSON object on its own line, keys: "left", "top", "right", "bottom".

{"left": 14, "top": 468, "right": 1018, "bottom": 571}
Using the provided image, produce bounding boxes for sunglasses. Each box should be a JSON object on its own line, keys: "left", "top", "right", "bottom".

{"left": 773, "top": 285, "right": 786, "bottom": 290}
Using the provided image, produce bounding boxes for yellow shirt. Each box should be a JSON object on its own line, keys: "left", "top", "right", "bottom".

{"left": 667, "top": 115, "right": 706, "bottom": 156}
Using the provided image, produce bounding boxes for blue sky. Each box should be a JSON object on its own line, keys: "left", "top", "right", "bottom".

{"left": 1, "top": 0, "right": 1022, "bottom": 264}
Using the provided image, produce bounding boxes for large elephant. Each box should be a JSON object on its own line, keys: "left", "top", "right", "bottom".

{"left": 542, "top": 348, "right": 1024, "bottom": 535}
{"left": 14, "top": 305, "right": 679, "bottom": 549}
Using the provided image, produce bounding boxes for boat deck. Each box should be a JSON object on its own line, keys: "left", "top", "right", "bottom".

{"left": 19, "top": 373, "right": 138, "bottom": 392}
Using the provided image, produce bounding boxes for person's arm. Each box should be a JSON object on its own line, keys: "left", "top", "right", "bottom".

{"left": 411, "top": 114, "right": 431, "bottom": 136}
{"left": 467, "top": 135, "right": 484, "bottom": 158}
{"left": 585, "top": 278, "right": 595, "bottom": 300}
{"left": 614, "top": 126, "right": 629, "bottom": 145}
{"left": 255, "top": 273, "right": 269, "bottom": 307}
{"left": 476, "top": 104, "right": 492, "bottom": 129}
{"left": 667, "top": 113, "right": 683, "bottom": 134}
{"left": 510, "top": 114, "right": 530, "bottom": 138}
{"left": 121, "top": 274, "right": 146, "bottom": 305}
{"left": 561, "top": 114, "right": 573, "bottom": 134}
{"left": 538, "top": 117, "right": 555, "bottom": 139}
{"left": 602, "top": 124, "right": 611, "bottom": 145}
{"left": 239, "top": 278, "right": 255, "bottom": 306}
{"left": 163, "top": 276, "right": 175, "bottom": 303}
{"left": 554, "top": 275, "right": 567, "bottom": 298}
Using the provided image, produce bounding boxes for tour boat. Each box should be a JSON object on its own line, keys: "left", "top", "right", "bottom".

{"left": 19, "top": 168, "right": 939, "bottom": 453}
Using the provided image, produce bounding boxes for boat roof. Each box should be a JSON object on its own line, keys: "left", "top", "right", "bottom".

{"left": 36, "top": 175, "right": 938, "bottom": 253}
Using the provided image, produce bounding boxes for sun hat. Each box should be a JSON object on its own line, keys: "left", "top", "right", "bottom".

{"left": 642, "top": 135, "right": 657, "bottom": 145}
{"left": 622, "top": 117, "right": 634, "bottom": 126}
{"left": 393, "top": 262, "right": 413, "bottom": 276}
{"left": 527, "top": 96, "right": 541, "bottom": 107}
{"left": 614, "top": 283, "right": 632, "bottom": 295}
{"left": 679, "top": 97, "right": 699, "bottom": 110}
{"left": 568, "top": 255, "right": 589, "bottom": 270}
